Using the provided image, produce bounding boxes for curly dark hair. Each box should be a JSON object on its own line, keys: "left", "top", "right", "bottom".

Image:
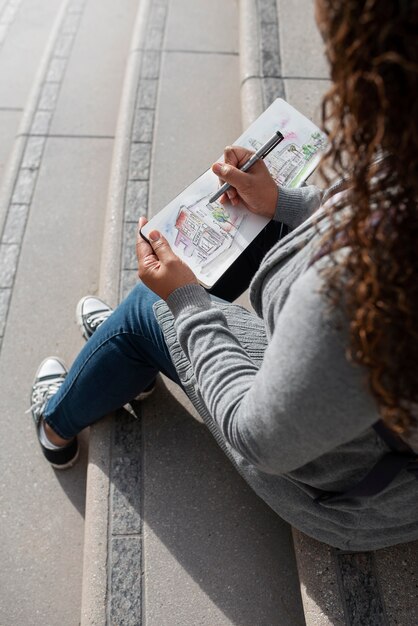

{"left": 315, "top": 0, "right": 418, "bottom": 433}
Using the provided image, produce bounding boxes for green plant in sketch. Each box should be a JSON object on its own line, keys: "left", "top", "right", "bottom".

{"left": 302, "top": 142, "right": 316, "bottom": 160}
{"left": 211, "top": 205, "right": 235, "bottom": 227}
{"left": 302, "top": 132, "right": 327, "bottom": 160}
{"left": 311, "top": 131, "right": 327, "bottom": 148}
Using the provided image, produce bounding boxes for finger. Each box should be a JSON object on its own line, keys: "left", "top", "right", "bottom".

{"left": 226, "top": 189, "right": 239, "bottom": 206}
{"left": 136, "top": 238, "right": 156, "bottom": 267}
{"left": 224, "top": 145, "right": 239, "bottom": 167}
{"left": 212, "top": 162, "right": 249, "bottom": 193}
{"left": 147, "top": 230, "right": 177, "bottom": 263}
{"left": 216, "top": 188, "right": 235, "bottom": 205}
{"left": 227, "top": 187, "right": 238, "bottom": 201}
{"left": 224, "top": 145, "right": 255, "bottom": 168}
{"left": 136, "top": 217, "right": 155, "bottom": 262}
{"left": 211, "top": 162, "right": 225, "bottom": 186}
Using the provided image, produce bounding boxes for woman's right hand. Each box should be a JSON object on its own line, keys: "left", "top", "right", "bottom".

{"left": 211, "top": 145, "right": 278, "bottom": 220}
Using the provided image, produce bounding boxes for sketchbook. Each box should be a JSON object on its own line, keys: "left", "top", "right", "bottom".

{"left": 141, "top": 98, "right": 327, "bottom": 289}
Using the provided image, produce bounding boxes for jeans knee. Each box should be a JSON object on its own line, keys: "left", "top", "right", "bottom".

{"left": 117, "top": 282, "right": 161, "bottom": 336}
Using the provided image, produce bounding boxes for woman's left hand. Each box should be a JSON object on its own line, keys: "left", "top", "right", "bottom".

{"left": 136, "top": 217, "right": 199, "bottom": 300}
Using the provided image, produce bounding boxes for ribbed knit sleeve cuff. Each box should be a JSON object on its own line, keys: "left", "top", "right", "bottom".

{"left": 274, "top": 185, "right": 324, "bottom": 229}
{"left": 166, "top": 283, "right": 212, "bottom": 318}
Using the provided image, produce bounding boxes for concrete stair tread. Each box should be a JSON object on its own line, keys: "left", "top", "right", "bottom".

{"left": 0, "top": 0, "right": 138, "bottom": 623}
{"left": 0, "top": 0, "right": 64, "bottom": 193}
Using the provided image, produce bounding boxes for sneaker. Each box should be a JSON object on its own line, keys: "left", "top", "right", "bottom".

{"left": 28, "top": 357, "right": 79, "bottom": 470}
{"left": 76, "top": 295, "right": 113, "bottom": 340}
{"left": 135, "top": 380, "right": 156, "bottom": 401}
{"left": 76, "top": 295, "right": 156, "bottom": 403}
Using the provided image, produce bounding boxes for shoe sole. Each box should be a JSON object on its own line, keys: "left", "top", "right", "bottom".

{"left": 50, "top": 443, "right": 80, "bottom": 470}
{"left": 124, "top": 386, "right": 156, "bottom": 414}
{"left": 135, "top": 386, "right": 156, "bottom": 401}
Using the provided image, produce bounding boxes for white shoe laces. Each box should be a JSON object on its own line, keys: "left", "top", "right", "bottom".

{"left": 86, "top": 310, "right": 111, "bottom": 329}
{"left": 26, "top": 377, "right": 66, "bottom": 421}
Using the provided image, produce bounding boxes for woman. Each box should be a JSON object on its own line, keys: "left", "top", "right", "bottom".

{"left": 30, "top": 0, "right": 418, "bottom": 551}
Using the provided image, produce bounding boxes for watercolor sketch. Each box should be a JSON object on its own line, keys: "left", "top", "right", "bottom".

{"left": 141, "top": 98, "right": 327, "bottom": 287}
{"left": 249, "top": 131, "right": 327, "bottom": 188}
{"left": 174, "top": 194, "right": 245, "bottom": 267}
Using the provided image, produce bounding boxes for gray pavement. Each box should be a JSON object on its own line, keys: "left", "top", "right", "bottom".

{"left": 0, "top": 108, "right": 20, "bottom": 184}
{"left": 0, "top": 0, "right": 138, "bottom": 623}
{"left": 50, "top": 0, "right": 134, "bottom": 137}
{"left": 0, "top": 0, "right": 60, "bottom": 189}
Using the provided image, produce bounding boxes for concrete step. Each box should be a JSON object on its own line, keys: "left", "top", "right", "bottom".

{"left": 0, "top": 0, "right": 64, "bottom": 192}
{"left": 0, "top": 0, "right": 139, "bottom": 623}
{"left": 81, "top": 0, "right": 305, "bottom": 624}
{"left": 292, "top": 528, "right": 418, "bottom": 626}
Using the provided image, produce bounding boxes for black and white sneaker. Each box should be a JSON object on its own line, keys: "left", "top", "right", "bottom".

{"left": 28, "top": 357, "right": 79, "bottom": 470}
{"left": 76, "top": 295, "right": 113, "bottom": 339}
{"left": 76, "top": 295, "right": 156, "bottom": 402}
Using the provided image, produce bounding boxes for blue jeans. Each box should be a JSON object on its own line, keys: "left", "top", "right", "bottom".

{"left": 44, "top": 283, "right": 181, "bottom": 439}
{"left": 44, "top": 220, "right": 288, "bottom": 439}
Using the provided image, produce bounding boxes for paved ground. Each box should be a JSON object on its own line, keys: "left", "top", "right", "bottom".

{"left": 0, "top": 0, "right": 59, "bottom": 187}
{"left": 0, "top": 1, "right": 138, "bottom": 623}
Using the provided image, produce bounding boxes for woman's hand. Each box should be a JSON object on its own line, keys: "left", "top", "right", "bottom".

{"left": 212, "top": 145, "right": 278, "bottom": 219}
{"left": 136, "top": 217, "right": 199, "bottom": 300}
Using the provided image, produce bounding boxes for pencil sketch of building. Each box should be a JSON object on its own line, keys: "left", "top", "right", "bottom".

{"left": 249, "top": 138, "right": 306, "bottom": 185}
{"left": 173, "top": 194, "right": 243, "bottom": 267}
{"left": 175, "top": 206, "right": 225, "bottom": 261}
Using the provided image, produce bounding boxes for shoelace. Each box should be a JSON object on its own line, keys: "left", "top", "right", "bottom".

{"left": 87, "top": 310, "right": 111, "bottom": 329}
{"left": 26, "top": 377, "right": 66, "bottom": 422}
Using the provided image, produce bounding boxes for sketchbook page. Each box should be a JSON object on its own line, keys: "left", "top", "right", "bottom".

{"left": 141, "top": 98, "right": 327, "bottom": 288}
{"left": 235, "top": 98, "right": 327, "bottom": 189}
{"left": 141, "top": 167, "right": 265, "bottom": 288}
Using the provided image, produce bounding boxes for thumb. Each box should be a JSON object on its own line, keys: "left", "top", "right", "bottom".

{"left": 148, "top": 230, "right": 176, "bottom": 262}
{"left": 212, "top": 162, "right": 248, "bottom": 191}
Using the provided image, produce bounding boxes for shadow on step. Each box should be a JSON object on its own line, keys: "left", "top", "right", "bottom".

{"left": 111, "top": 377, "right": 306, "bottom": 625}
{"left": 54, "top": 429, "right": 89, "bottom": 519}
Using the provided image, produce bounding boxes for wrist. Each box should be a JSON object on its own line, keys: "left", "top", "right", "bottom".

{"left": 257, "top": 183, "right": 278, "bottom": 219}
{"left": 164, "top": 279, "right": 199, "bottom": 302}
{"left": 166, "top": 283, "right": 211, "bottom": 317}
{"left": 268, "top": 184, "right": 279, "bottom": 219}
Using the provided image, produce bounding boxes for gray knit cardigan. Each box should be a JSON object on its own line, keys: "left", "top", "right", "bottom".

{"left": 153, "top": 185, "right": 418, "bottom": 551}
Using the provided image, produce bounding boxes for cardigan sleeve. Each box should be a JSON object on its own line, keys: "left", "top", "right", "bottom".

{"left": 166, "top": 266, "right": 378, "bottom": 475}
{"left": 273, "top": 185, "right": 324, "bottom": 229}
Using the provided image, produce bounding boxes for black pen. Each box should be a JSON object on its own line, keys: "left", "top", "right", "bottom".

{"left": 209, "top": 130, "right": 284, "bottom": 204}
